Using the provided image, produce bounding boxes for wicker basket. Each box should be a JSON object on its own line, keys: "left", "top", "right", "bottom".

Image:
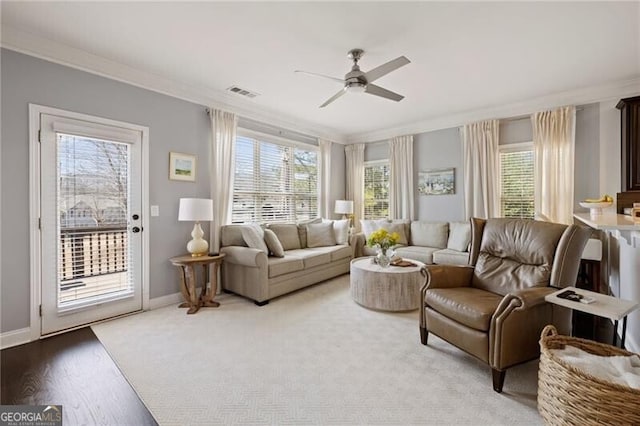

{"left": 538, "top": 325, "right": 640, "bottom": 425}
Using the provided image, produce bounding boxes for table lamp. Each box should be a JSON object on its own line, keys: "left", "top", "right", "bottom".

{"left": 178, "top": 198, "right": 213, "bottom": 256}
{"left": 334, "top": 200, "right": 354, "bottom": 220}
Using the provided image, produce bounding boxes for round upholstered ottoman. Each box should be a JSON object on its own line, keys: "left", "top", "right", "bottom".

{"left": 350, "top": 257, "right": 426, "bottom": 311}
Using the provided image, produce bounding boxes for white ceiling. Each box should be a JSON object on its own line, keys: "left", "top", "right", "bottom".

{"left": 2, "top": 2, "right": 639, "bottom": 142}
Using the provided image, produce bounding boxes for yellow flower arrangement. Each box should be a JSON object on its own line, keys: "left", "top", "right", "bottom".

{"left": 366, "top": 228, "right": 400, "bottom": 251}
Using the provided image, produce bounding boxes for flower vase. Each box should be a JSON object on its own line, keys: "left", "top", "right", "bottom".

{"left": 376, "top": 247, "right": 393, "bottom": 268}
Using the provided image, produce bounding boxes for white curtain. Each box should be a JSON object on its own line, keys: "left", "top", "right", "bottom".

{"left": 209, "top": 109, "right": 238, "bottom": 253}
{"left": 318, "top": 139, "right": 333, "bottom": 219}
{"left": 345, "top": 144, "right": 365, "bottom": 231}
{"left": 532, "top": 106, "right": 576, "bottom": 224}
{"left": 462, "top": 119, "right": 500, "bottom": 219}
{"left": 389, "top": 135, "right": 414, "bottom": 220}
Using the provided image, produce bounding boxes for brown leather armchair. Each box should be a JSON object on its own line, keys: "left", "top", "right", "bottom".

{"left": 419, "top": 218, "right": 591, "bottom": 393}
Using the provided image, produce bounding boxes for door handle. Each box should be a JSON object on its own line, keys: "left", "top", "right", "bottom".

{"left": 132, "top": 226, "right": 141, "bottom": 233}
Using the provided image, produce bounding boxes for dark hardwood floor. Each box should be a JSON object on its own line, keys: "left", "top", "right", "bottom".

{"left": 1, "top": 327, "right": 157, "bottom": 426}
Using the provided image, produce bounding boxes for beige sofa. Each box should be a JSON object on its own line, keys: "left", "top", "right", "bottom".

{"left": 354, "top": 219, "right": 471, "bottom": 265}
{"left": 220, "top": 220, "right": 354, "bottom": 305}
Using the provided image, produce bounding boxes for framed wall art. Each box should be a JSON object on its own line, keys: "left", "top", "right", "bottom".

{"left": 418, "top": 168, "right": 455, "bottom": 195}
{"left": 169, "top": 152, "right": 196, "bottom": 182}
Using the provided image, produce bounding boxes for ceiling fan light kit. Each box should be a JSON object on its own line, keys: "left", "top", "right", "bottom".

{"left": 296, "top": 48, "right": 411, "bottom": 108}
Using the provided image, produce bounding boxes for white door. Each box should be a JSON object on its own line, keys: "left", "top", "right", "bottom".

{"left": 39, "top": 112, "right": 144, "bottom": 335}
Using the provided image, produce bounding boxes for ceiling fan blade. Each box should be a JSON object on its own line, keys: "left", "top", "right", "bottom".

{"left": 364, "top": 56, "right": 410, "bottom": 83}
{"left": 295, "top": 70, "right": 344, "bottom": 84}
{"left": 320, "top": 88, "right": 347, "bottom": 108}
{"left": 364, "top": 84, "right": 404, "bottom": 102}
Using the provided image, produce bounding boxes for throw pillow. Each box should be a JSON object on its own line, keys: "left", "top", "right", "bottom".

{"left": 263, "top": 229, "right": 285, "bottom": 257}
{"left": 447, "top": 222, "right": 471, "bottom": 252}
{"left": 360, "top": 219, "right": 388, "bottom": 239}
{"left": 386, "top": 222, "right": 408, "bottom": 246}
{"left": 240, "top": 225, "right": 269, "bottom": 254}
{"left": 297, "top": 217, "right": 322, "bottom": 248}
{"left": 307, "top": 222, "right": 337, "bottom": 247}
{"left": 331, "top": 219, "right": 350, "bottom": 245}
{"left": 267, "top": 223, "right": 301, "bottom": 250}
{"left": 247, "top": 222, "right": 264, "bottom": 238}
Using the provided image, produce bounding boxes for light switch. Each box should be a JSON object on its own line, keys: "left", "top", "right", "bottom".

{"left": 150, "top": 205, "right": 160, "bottom": 217}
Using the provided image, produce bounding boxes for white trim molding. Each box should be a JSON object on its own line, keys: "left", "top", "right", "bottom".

{"left": 1, "top": 26, "right": 344, "bottom": 144}
{"left": 28, "top": 104, "right": 151, "bottom": 340}
{"left": 0, "top": 327, "right": 32, "bottom": 350}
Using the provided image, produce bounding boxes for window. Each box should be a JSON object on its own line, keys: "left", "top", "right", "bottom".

{"left": 232, "top": 132, "right": 318, "bottom": 223}
{"left": 499, "top": 143, "right": 534, "bottom": 219}
{"left": 364, "top": 161, "right": 390, "bottom": 219}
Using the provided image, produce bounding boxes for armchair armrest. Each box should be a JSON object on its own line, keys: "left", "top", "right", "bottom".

{"left": 423, "top": 265, "right": 474, "bottom": 292}
{"left": 419, "top": 265, "right": 474, "bottom": 329}
{"left": 220, "top": 246, "right": 268, "bottom": 268}
{"left": 351, "top": 232, "right": 366, "bottom": 257}
{"left": 489, "top": 286, "right": 559, "bottom": 370}
{"left": 494, "top": 287, "right": 557, "bottom": 315}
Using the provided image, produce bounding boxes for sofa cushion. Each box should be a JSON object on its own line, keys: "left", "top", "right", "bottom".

{"left": 307, "top": 222, "right": 336, "bottom": 247}
{"left": 297, "top": 217, "right": 322, "bottom": 248}
{"left": 426, "top": 288, "right": 503, "bottom": 332}
{"left": 284, "top": 249, "right": 331, "bottom": 268}
{"left": 447, "top": 222, "right": 471, "bottom": 252}
{"left": 240, "top": 226, "right": 268, "bottom": 254}
{"left": 268, "top": 256, "right": 305, "bottom": 278}
{"left": 220, "top": 225, "right": 248, "bottom": 247}
{"left": 432, "top": 249, "right": 469, "bottom": 265}
{"left": 268, "top": 223, "right": 301, "bottom": 250}
{"left": 310, "top": 244, "right": 353, "bottom": 262}
{"left": 394, "top": 246, "right": 441, "bottom": 264}
{"left": 263, "top": 229, "right": 284, "bottom": 257}
{"left": 329, "top": 244, "right": 352, "bottom": 261}
{"left": 411, "top": 222, "right": 448, "bottom": 248}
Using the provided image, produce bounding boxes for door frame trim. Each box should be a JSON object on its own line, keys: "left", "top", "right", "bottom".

{"left": 28, "top": 104, "right": 150, "bottom": 341}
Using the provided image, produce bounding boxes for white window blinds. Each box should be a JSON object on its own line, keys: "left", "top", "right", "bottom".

{"left": 232, "top": 133, "right": 318, "bottom": 223}
{"left": 499, "top": 146, "right": 534, "bottom": 219}
{"left": 364, "top": 161, "right": 390, "bottom": 219}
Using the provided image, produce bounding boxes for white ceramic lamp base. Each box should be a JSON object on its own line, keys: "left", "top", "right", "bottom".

{"left": 187, "top": 222, "right": 209, "bottom": 257}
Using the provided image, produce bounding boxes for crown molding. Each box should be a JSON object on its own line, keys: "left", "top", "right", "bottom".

{"left": 3, "top": 26, "right": 638, "bottom": 146}
{"left": 0, "top": 26, "right": 346, "bottom": 143}
{"left": 345, "top": 77, "right": 640, "bottom": 143}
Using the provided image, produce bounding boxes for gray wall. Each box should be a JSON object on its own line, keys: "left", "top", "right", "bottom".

{"left": 1, "top": 49, "right": 346, "bottom": 333}
{"left": 574, "top": 103, "right": 600, "bottom": 211}
{"left": 414, "top": 128, "right": 465, "bottom": 221}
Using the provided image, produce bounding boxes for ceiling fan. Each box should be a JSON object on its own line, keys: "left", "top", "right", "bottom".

{"left": 295, "top": 48, "right": 411, "bottom": 108}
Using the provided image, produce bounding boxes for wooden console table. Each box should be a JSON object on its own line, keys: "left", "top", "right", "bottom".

{"left": 169, "top": 253, "right": 225, "bottom": 314}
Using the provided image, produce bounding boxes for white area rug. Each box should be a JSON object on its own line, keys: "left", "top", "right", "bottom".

{"left": 92, "top": 275, "right": 542, "bottom": 425}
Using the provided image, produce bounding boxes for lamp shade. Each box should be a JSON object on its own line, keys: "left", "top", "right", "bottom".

{"left": 178, "top": 198, "right": 213, "bottom": 222}
{"left": 334, "top": 200, "right": 354, "bottom": 215}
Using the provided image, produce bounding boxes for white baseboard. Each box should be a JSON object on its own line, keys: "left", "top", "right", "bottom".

{"left": 0, "top": 327, "right": 32, "bottom": 350}
{"left": 149, "top": 289, "right": 200, "bottom": 310}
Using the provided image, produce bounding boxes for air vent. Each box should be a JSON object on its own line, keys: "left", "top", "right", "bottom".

{"left": 227, "top": 86, "right": 259, "bottom": 99}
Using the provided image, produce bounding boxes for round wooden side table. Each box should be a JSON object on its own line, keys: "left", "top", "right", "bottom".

{"left": 169, "top": 253, "right": 225, "bottom": 314}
